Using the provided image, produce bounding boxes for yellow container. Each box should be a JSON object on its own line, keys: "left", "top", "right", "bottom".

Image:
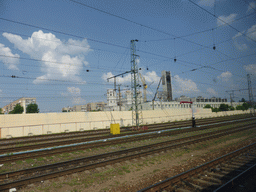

{"left": 110, "top": 123, "right": 120, "bottom": 135}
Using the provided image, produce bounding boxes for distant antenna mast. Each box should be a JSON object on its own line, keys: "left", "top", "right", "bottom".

{"left": 131, "top": 39, "right": 142, "bottom": 127}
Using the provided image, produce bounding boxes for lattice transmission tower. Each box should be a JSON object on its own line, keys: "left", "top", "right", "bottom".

{"left": 247, "top": 74, "right": 254, "bottom": 114}
{"left": 130, "top": 39, "right": 143, "bottom": 127}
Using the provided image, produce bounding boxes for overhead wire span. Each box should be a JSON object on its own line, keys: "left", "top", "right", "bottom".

{"left": 187, "top": 0, "right": 256, "bottom": 44}
{"left": 143, "top": 11, "right": 256, "bottom": 42}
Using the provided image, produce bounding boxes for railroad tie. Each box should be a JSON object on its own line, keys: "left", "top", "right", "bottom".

{"left": 219, "top": 166, "right": 234, "bottom": 171}
{"left": 205, "top": 171, "right": 225, "bottom": 178}
{"left": 201, "top": 175, "right": 222, "bottom": 184}
{"left": 181, "top": 179, "right": 203, "bottom": 190}
{"left": 175, "top": 188, "right": 192, "bottom": 192}
{"left": 230, "top": 162, "right": 246, "bottom": 166}
{"left": 222, "top": 164, "right": 241, "bottom": 169}
{"left": 194, "top": 179, "right": 219, "bottom": 186}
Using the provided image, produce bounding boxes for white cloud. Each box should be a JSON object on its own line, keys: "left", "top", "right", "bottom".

{"left": 217, "top": 14, "right": 237, "bottom": 27}
{"left": 0, "top": 43, "right": 20, "bottom": 70}
{"left": 62, "top": 87, "right": 85, "bottom": 104}
{"left": 2, "top": 30, "right": 90, "bottom": 83}
{"left": 217, "top": 71, "right": 232, "bottom": 82}
{"left": 173, "top": 75, "right": 199, "bottom": 93}
{"left": 232, "top": 32, "right": 247, "bottom": 51}
{"left": 102, "top": 72, "right": 131, "bottom": 84}
{"left": 67, "top": 87, "right": 81, "bottom": 95}
{"left": 247, "top": 2, "right": 256, "bottom": 13}
{"left": 143, "top": 71, "right": 160, "bottom": 85}
{"left": 244, "top": 64, "right": 256, "bottom": 75}
{"left": 246, "top": 24, "right": 256, "bottom": 41}
{"left": 207, "top": 88, "right": 218, "bottom": 96}
{"left": 232, "top": 24, "right": 256, "bottom": 50}
{"left": 102, "top": 70, "right": 160, "bottom": 86}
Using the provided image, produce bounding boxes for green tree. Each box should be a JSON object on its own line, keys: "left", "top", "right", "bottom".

{"left": 204, "top": 104, "right": 212, "bottom": 108}
{"left": 0, "top": 108, "right": 3, "bottom": 114}
{"left": 242, "top": 102, "right": 250, "bottom": 110}
{"left": 239, "top": 98, "right": 246, "bottom": 102}
{"left": 219, "top": 104, "right": 229, "bottom": 111}
{"left": 228, "top": 106, "right": 235, "bottom": 111}
{"left": 212, "top": 108, "right": 219, "bottom": 112}
{"left": 26, "top": 103, "right": 39, "bottom": 113}
{"left": 236, "top": 105, "right": 245, "bottom": 111}
{"left": 9, "top": 104, "right": 24, "bottom": 114}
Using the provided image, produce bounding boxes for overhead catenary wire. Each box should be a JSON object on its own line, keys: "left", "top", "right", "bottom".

{"left": 187, "top": 0, "right": 256, "bottom": 44}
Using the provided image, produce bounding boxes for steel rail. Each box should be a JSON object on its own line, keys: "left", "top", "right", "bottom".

{"left": 0, "top": 123, "right": 255, "bottom": 191}
{"left": 138, "top": 143, "right": 256, "bottom": 192}
{"left": 0, "top": 117, "right": 254, "bottom": 155}
{"left": 0, "top": 114, "right": 250, "bottom": 145}
{"left": 0, "top": 118, "right": 254, "bottom": 163}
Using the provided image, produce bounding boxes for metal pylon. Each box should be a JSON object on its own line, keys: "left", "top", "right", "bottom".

{"left": 131, "top": 39, "right": 143, "bottom": 127}
{"left": 247, "top": 74, "right": 254, "bottom": 114}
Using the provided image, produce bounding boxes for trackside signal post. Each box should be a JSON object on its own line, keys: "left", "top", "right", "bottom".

{"left": 180, "top": 101, "right": 195, "bottom": 127}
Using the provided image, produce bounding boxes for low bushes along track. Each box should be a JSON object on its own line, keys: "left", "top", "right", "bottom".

{"left": 0, "top": 114, "right": 250, "bottom": 147}
{"left": 138, "top": 142, "right": 256, "bottom": 192}
{"left": 0, "top": 117, "right": 254, "bottom": 163}
{"left": 0, "top": 121, "right": 255, "bottom": 191}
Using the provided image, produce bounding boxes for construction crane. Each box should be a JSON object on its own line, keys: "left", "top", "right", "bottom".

{"left": 139, "top": 73, "right": 147, "bottom": 103}
{"left": 152, "top": 76, "right": 162, "bottom": 110}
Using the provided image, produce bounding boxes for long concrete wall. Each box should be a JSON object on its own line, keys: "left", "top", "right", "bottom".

{"left": 0, "top": 108, "right": 250, "bottom": 138}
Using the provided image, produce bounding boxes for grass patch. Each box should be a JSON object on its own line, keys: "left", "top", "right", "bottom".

{"left": 52, "top": 182, "right": 62, "bottom": 188}
{"left": 46, "top": 156, "right": 54, "bottom": 160}
{"left": 61, "top": 153, "right": 71, "bottom": 157}
{"left": 153, "top": 169, "right": 160, "bottom": 173}
{"left": 25, "top": 159, "right": 34, "bottom": 163}
{"left": 0, "top": 169, "right": 9, "bottom": 173}
{"left": 64, "top": 178, "right": 81, "bottom": 186}
{"left": 122, "top": 166, "right": 131, "bottom": 173}
{"left": 37, "top": 157, "right": 45, "bottom": 161}
{"left": 16, "top": 160, "right": 23, "bottom": 164}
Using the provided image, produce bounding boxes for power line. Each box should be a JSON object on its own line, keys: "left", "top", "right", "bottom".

{"left": 68, "top": 0, "right": 224, "bottom": 49}
{"left": 144, "top": 12, "right": 256, "bottom": 42}
{"left": 187, "top": 0, "right": 256, "bottom": 44}
{"left": 0, "top": 18, "right": 129, "bottom": 50}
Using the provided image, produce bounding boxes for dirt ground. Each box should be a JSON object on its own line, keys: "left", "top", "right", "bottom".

{"left": 16, "top": 128, "right": 256, "bottom": 192}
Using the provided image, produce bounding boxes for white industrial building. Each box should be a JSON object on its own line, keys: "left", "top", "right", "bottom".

{"left": 104, "top": 70, "right": 242, "bottom": 111}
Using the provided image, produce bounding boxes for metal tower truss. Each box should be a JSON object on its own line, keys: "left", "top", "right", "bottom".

{"left": 247, "top": 74, "right": 254, "bottom": 114}
{"left": 131, "top": 39, "right": 143, "bottom": 127}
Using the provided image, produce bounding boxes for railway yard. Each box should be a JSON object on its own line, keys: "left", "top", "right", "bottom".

{"left": 0, "top": 114, "right": 255, "bottom": 192}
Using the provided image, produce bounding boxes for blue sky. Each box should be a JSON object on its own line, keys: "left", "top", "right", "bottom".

{"left": 0, "top": 0, "right": 256, "bottom": 112}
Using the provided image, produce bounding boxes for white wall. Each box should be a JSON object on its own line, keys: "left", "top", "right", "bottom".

{"left": 0, "top": 108, "right": 250, "bottom": 138}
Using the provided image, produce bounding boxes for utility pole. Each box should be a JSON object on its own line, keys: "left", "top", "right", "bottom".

{"left": 247, "top": 74, "right": 254, "bottom": 115}
{"left": 118, "top": 84, "right": 121, "bottom": 111}
{"left": 230, "top": 91, "right": 234, "bottom": 107}
{"left": 131, "top": 39, "right": 142, "bottom": 127}
{"left": 226, "top": 90, "right": 235, "bottom": 107}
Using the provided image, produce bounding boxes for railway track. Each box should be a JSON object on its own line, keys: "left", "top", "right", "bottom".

{"left": 138, "top": 142, "right": 256, "bottom": 192}
{"left": 0, "top": 114, "right": 250, "bottom": 147}
{"left": 0, "top": 116, "right": 253, "bottom": 154}
{"left": 0, "top": 121, "right": 255, "bottom": 191}
{"left": 0, "top": 118, "right": 254, "bottom": 163}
